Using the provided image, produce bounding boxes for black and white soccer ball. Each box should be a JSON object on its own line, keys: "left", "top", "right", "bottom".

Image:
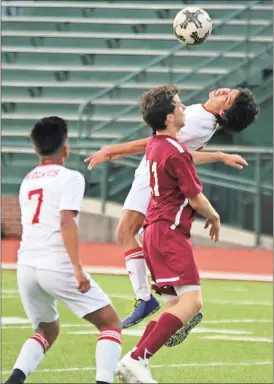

{"left": 173, "top": 7, "right": 212, "bottom": 46}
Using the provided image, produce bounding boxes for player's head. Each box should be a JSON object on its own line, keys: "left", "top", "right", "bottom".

{"left": 30, "top": 116, "right": 69, "bottom": 160}
{"left": 140, "top": 84, "right": 186, "bottom": 134}
{"left": 208, "top": 88, "right": 259, "bottom": 132}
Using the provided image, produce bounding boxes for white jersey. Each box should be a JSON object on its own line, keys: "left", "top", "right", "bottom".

{"left": 123, "top": 104, "right": 217, "bottom": 215}
{"left": 135, "top": 103, "right": 217, "bottom": 176}
{"left": 18, "top": 163, "right": 85, "bottom": 272}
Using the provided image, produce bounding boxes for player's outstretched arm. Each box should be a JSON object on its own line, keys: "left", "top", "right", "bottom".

{"left": 84, "top": 138, "right": 149, "bottom": 170}
{"left": 190, "top": 151, "right": 248, "bottom": 169}
{"left": 60, "top": 210, "right": 91, "bottom": 293}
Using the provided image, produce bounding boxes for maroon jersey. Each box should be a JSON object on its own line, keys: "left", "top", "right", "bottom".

{"left": 144, "top": 134, "right": 203, "bottom": 237}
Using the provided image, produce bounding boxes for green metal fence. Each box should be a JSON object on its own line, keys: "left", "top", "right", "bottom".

{"left": 95, "top": 146, "right": 272, "bottom": 246}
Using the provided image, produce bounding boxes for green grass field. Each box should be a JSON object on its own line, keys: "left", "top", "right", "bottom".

{"left": 2, "top": 270, "right": 272, "bottom": 383}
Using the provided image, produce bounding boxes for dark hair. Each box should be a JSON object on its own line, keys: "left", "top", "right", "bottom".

{"left": 30, "top": 116, "right": 68, "bottom": 156}
{"left": 216, "top": 88, "right": 260, "bottom": 133}
{"left": 139, "top": 85, "right": 179, "bottom": 132}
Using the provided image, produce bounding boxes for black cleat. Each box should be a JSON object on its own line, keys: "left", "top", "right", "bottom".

{"left": 4, "top": 369, "right": 25, "bottom": 384}
{"left": 165, "top": 312, "right": 203, "bottom": 347}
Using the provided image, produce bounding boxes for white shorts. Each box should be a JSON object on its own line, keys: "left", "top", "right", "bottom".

{"left": 122, "top": 172, "right": 150, "bottom": 216}
{"left": 17, "top": 265, "right": 111, "bottom": 329}
{"left": 161, "top": 285, "right": 201, "bottom": 303}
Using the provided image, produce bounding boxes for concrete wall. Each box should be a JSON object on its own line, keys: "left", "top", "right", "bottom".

{"left": 2, "top": 196, "right": 272, "bottom": 249}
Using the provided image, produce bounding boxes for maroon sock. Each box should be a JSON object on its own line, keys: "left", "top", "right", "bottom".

{"left": 135, "top": 320, "right": 157, "bottom": 348}
{"left": 131, "top": 312, "right": 183, "bottom": 360}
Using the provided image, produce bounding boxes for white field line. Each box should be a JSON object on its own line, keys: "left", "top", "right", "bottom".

{"left": 2, "top": 263, "right": 273, "bottom": 282}
{"left": 3, "top": 294, "right": 272, "bottom": 306}
{"left": 202, "top": 335, "right": 273, "bottom": 343}
{"left": 2, "top": 291, "right": 272, "bottom": 306}
{"left": 202, "top": 319, "right": 272, "bottom": 324}
{"left": 207, "top": 299, "right": 272, "bottom": 306}
{"left": 224, "top": 287, "right": 249, "bottom": 292}
{"left": 67, "top": 328, "right": 252, "bottom": 336}
{"left": 2, "top": 318, "right": 272, "bottom": 330}
{"left": 2, "top": 361, "right": 272, "bottom": 375}
{"left": 1, "top": 320, "right": 252, "bottom": 336}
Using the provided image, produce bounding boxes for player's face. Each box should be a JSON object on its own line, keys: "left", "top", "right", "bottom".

{"left": 209, "top": 88, "right": 239, "bottom": 113}
{"left": 172, "top": 95, "right": 186, "bottom": 130}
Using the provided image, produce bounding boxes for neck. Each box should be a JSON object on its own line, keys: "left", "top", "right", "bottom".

{"left": 156, "top": 126, "right": 177, "bottom": 139}
{"left": 40, "top": 155, "right": 64, "bottom": 166}
{"left": 203, "top": 100, "right": 221, "bottom": 116}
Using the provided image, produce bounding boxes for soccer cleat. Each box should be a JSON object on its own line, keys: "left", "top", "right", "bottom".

{"left": 117, "top": 352, "right": 157, "bottom": 383}
{"left": 4, "top": 369, "right": 25, "bottom": 384}
{"left": 165, "top": 312, "right": 203, "bottom": 347}
{"left": 122, "top": 295, "right": 160, "bottom": 329}
{"left": 4, "top": 376, "right": 24, "bottom": 384}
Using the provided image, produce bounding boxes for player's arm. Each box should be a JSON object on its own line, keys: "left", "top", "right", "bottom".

{"left": 60, "top": 210, "right": 81, "bottom": 269}
{"left": 84, "top": 138, "right": 149, "bottom": 170}
{"left": 190, "top": 151, "right": 248, "bottom": 169}
{"left": 60, "top": 173, "right": 90, "bottom": 293}
{"left": 171, "top": 152, "right": 220, "bottom": 242}
{"left": 188, "top": 193, "right": 220, "bottom": 242}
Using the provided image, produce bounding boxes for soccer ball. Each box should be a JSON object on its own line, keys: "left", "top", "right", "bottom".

{"left": 173, "top": 7, "right": 212, "bottom": 46}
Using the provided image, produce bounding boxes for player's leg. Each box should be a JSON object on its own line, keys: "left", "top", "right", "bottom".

{"left": 118, "top": 289, "right": 202, "bottom": 384}
{"left": 134, "top": 294, "right": 203, "bottom": 349}
{"left": 118, "top": 222, "right": 202, "bottom": 383}
{"left": 84, "top": 304, "right": 122, "bottom": 384}
{"left": 4, "top": 266, "right": 59, "bottom": 384}
{"left": 117, "top": 209, "right": 160, "bottom": 328}
{"left": 38, "top": 269, "right": 121, "bottom": 384}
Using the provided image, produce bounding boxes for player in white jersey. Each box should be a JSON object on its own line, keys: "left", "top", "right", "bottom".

{"left": 5, "top": 117, "right": 122, "bottom": 384}
{"left": 84, "top": 87, "right": 259, "bottom": 334}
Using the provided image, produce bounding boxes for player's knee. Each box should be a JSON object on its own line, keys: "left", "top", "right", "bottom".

{"left": 108, "top": 316, "right": 122, "bottom": 331}
{"left": 36, "top": 321, "right": 60, "bottom": 346}
{"left": 99, "top": 314, "right": 122, "bottom": 332}
{"left": 116, "top": 220, "right": 136, "bottom": 246}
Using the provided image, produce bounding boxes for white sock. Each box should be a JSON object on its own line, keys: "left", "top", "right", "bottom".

{"left": 96, "top": 329, "right": 122, "bottom": 383}
{"left": 124, "top": 247, "right": 151, "bottom": 301}
{"left": 13, "top": 333, "right": 50, "bottom": 377}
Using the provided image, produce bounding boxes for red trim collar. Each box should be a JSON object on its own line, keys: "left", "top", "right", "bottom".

{"left": 38, "top": 161, "right": 61, "bottom": 167}
{"left": 201, "top": 104, "right": 216, "bottom": 116}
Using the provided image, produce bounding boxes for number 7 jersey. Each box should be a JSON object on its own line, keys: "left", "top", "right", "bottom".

{"left": 18, "top": 164, "right": 85, "bottom": 272}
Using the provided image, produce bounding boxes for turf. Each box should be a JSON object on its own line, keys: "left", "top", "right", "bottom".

{"left": 2, "top": 270, "right": 272, "bottom": 383}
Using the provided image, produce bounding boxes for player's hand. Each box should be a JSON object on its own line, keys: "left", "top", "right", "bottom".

{"left": 204, "top": 216, "right": 220, "bottom": 242}
{"left": 74, "top": 265, "right": 91, "bottom": 293}
{"left": 222, "top": 154, "right": 248, "bottom": 169}
{"left": 84, "top": 147, "right": 120, "bottom": 170}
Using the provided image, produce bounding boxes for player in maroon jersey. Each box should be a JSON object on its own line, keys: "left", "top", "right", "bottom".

{"left": 117, "top": 85, "right": 221, "bottom": 383}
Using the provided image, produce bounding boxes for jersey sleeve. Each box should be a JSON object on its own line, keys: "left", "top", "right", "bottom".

{"left": 169, "top": 151, "right": 203, "bottom": 198}
{"left": 59, "top": 171, "right": 85, "bottom": 212}
{"left": 178, "top": 106, "right": 217, "bottom": 151}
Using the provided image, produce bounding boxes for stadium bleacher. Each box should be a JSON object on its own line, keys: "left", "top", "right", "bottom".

{"left": 2, "top": 1, "right": 272, "bottom": 147}
{"left": 1, "top": 1, "right": 273, "bottom": 234}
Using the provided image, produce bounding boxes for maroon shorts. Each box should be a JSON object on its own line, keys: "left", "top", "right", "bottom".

{"left": 143, "top": 221, "right": 200, "bottom": 295}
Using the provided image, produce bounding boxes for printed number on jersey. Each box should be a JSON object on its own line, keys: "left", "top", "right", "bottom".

{"left": 28, "top": 188, "right": 43, "bottom": 224}
{"left": 147, "top": 160, "right": 160, "bottom": 196}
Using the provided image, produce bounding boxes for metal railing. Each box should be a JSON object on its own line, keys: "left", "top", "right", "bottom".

{"left": 77, "top": 1, "right": 263, "bottom": 139}
{"left": 75, "top": 40, "right": 272, "bottom": 154}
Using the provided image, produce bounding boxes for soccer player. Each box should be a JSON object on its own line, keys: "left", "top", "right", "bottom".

{"left": 117, "top": 85, "right": 221, "bottom": 383}
{"left": 4, "top": 117, "right": 122, "bottom": 384}
{"left": 85, "top": 87, "right": 258, "bottom": 331}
